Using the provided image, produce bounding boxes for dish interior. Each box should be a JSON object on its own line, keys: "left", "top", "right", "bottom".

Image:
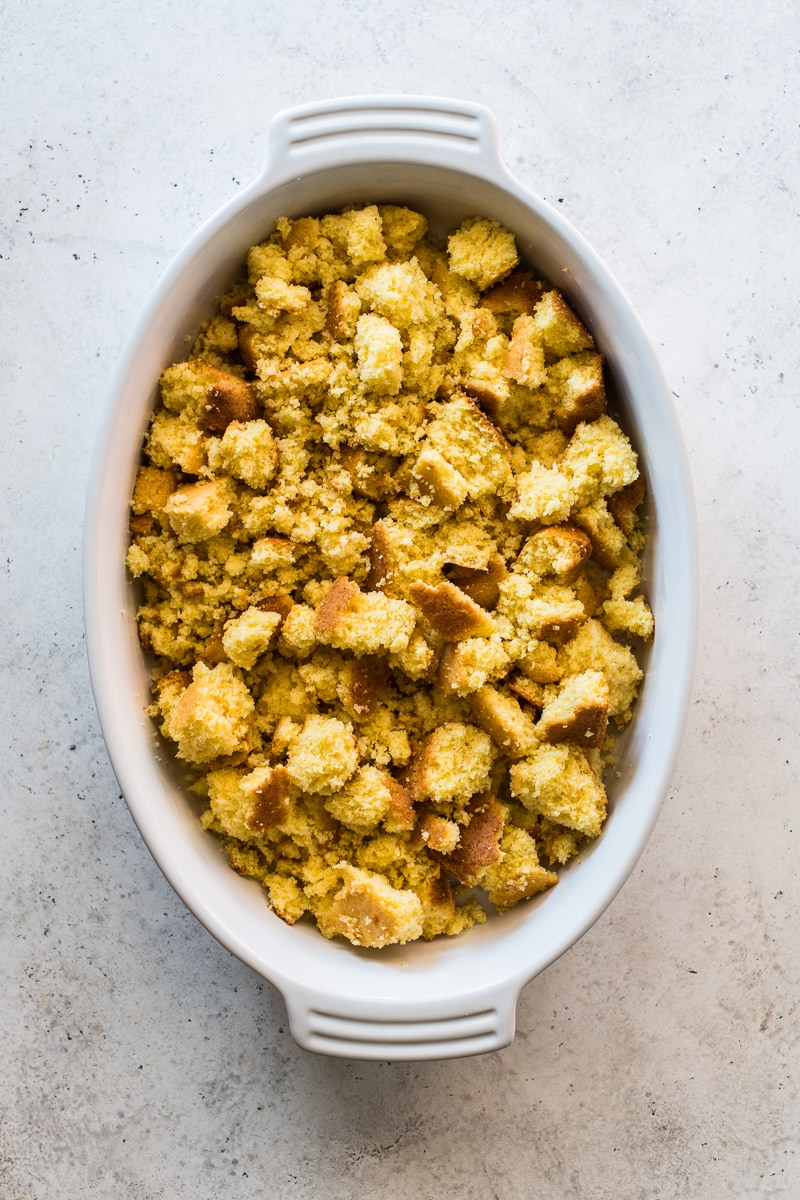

{"left": 94, "top": 160, "right": 684, "bottom": 1003}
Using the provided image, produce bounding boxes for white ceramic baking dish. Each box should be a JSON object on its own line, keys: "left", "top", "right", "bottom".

{"left": 84, "top": 96, "right": 697, "bottom": 1060}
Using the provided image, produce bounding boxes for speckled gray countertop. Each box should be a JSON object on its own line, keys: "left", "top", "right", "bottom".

{"left": 2, "top": 1, "right": 798, "bottom": 1196}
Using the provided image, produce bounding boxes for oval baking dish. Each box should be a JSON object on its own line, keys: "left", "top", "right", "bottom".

{"left": 84, "top": 96, "right": 697, "bottom": 1060}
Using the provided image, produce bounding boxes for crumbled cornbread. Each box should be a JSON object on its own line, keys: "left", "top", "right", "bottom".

{"left": 129, "top": 205, "right": 653, "bottom": 949}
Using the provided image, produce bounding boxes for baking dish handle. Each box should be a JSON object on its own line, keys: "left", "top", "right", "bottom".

{"left": 264, "top": 96, "right": 505, "bottom": 181}
{"left": 282, "top": 982, "right": 519, "bottom": 1061}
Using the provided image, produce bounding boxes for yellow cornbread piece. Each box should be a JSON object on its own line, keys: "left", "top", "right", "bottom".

{"left": 130, "top": 204, "right": 653, "bottom": 949}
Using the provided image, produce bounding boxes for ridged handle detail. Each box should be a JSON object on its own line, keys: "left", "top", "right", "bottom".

{"left": 265, "top": 95, "right": 502, "bottom": 178}
{"left": 284, "top": 988, "right": 518, "bottom": 1061}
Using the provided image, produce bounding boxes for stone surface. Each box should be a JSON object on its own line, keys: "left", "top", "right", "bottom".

{"left": 2, "top": 0, "right": 798, "bottom": 1196}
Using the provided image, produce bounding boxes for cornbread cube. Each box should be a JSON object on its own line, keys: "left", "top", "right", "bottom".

{"left": 574, "top": 498, "right": 629, "bottom": 571}
{"left": 507, "top": 675, "right": 545, "bottom": 711}
{"left": 328, "top": 204, "right": 387, "bottom": 268}
{"left": 546, "top": 350, "right": 607, "bottom": 434}
{"left": 469, "top": 686, "right": 539, "bottom": 758}
{"left": 383, "top": 776, "right": 416, "bottom": 832}
{"left": 254, "top": 274, "right": 311, "bottom": 317}
{"left": 206, "top": 420, "right": 278, "bottom": 491}
{"left": 131, "top": 466, "right": 178, "bottom": 521}
{"left": 275, "top": 603, "right": 317, "bottom": 659}
{"left": 502, "top": 315, "right": 547, "bottom": 388}
{"left": 205, "top": 765, "right": 292, "bottom": 840}
{"left": 164, "top": 478, "right": 232, "bottom": 543}
{"left": 222, "top": 607, "right": 281, "bottom": 670}
{"left": 406, "top": 722, "right": 494, "bottom": 805}
{"left": 379, "top": 204, "right": 428, "bottom": 257}
{"left": 446, "top": 553, "right": 508, "bottom": 611}
{"left": 516, "top": 639, "right": 561, "bottom": 684}
{"left": 425, "top": 393, "right": 513, "bottom": 499}
{"left": 429, "top": 256, "right": 480, "bottom": 320}
{"left": 324, "top": 765, "right": 395, "bottom": 831}
{"left": 414, "top": 811, "right": 460, "bottom": 854}
{"left": 247, "top": 240, "right": 292, "bottom": 283}
{"left": 558, "top": 618, "right": 643, "bottom": 723}
{"left": 532, "top": 291, "right": 594, "bottom": 358}
{"left": 145, "top": 409, "right": 207, "bottom": 475}
{"left": 415, "top": 870, "right": 458, "bottom": 940}
{"left": 240, "top": 764, "right": 292, "bottom": 831}
{"left": 411, "top": 446, "right": 470, "bottom": 510}
{"left": 159, "top": 359, "right": 259, "bottom": 433}
{"left": 515, "top": 525, "right": 592, "bottom": 584}
{"left": 285, "top": 714, "right": 359, "bottom": 795}
{"left": 432, "top": 794, "right": 505, "bottom": 886}
{"left": 602, "top": 594, "right": 655, "bottom": 641}
{"left": 250, "top": 535, "right": 295, "bottom": 571}
{"left": 510, "top": 744, "right": 607, "bottom": 838}
{"left": 314, "top": 578, "right": 416, "bottom": 656}
{"left": 510, "top": 415, "right": 639, "bottom": 524}
{"left": 164, "top": 662, "right": 253, "bottom": 764}
{"left": 509, "top": 460, "right": 575, "bottom": 524}
{"left": 337, "top": 656, "right": 390, "bottom": 721}
{"left": 561, "top": 415, "right": 639, "bottom": 502}
{"left": 409, "top": 580, "right": 497, "bottom": 641}
{"left": 536, "top": 670, "right": 610, "bottom": 749}
{"left": 447, "top": 217, "right": 519, "bottom": 290}
{"left": 498, "top": 576, "right": 586, "bottom": 645}
{"left": 482, "top": 826, "right": 558, "bottom": 910}
{"left": 318, "top": 866, "right": 424, "bottom": 949}
{"left": 481, "top": 270, "right": 545, "bottom": 315}
{"left": 389, "top": 629, "right": 436, "bottom": 681}
{"left": 205, "top": 768, "right": 261, "bottom": 841}
{"left": 354, "top": 313, "right": 403, "bottom": 395}
{"left": 607, "top": 474, "right": 646, "bottom": 536}
{"left": 356, "top": 258, "right": 443, "bottom": 329}
{"left": 437, "top": 635, "right": 512, "bottom": 697}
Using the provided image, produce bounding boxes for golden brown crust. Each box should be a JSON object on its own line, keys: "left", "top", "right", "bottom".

{"left": 197, "top": 631, "right": 228, "bottom": 666}
{"left": 385, "top": 775, "right": 416, "bottom": 831}
{"left": 446, "top": 553, "right": 508, "bottom": 610}
{"left": 502, "top": 315, "right": 546, "bottom": 388}
{"left": 238, "top": 325, "right": 262, "bottom": 373}
{"left": 413, "top": 809, "right": 458, "bottom": 852}
{"left": 326, "top": 279, "right": 352, "bottom": 340}
{"left": 411, "top": 446, "right": 469, "bottom": 510}
{"left": 432, "top": 793, "right": 504, "bottom": 886}
{"left": 469, "top": 686, "right": 539, "bottom": 758}
{"left": 608, "top": 474, "right": 646, "bottom": 536}
{"left": 314, "top": 577, "right": 360, "bottom": 635}
{"left": 193, "top": 361, "right": 258, "bottom": 433}
{"left": 247, "top": 766, "right": 291, "bottom": 831}
{"left": 451, "top": 389, "right": 514, "bottom": 455}
{"left": 281, "top": 215, "right": 319, "bottom": 252}
{"left": 481, "top": 270, "right": 545, "bottom": 315}
{"left": 408, "top": 580, "right": 497, "bottom": 641}
{"left": 536, "top": 672, "right": 610, "bottom": 749}
{"left": 257, "top": 594, "right": 294, "bottom": 621}
{"left": 365, "top": 522, "right": 395, "bottom": 593}
{"left": 506, "top": 675, "right": 545, "bottom": 713}
{"left": 339, "top": 656, "right": 390, "bottom": 721}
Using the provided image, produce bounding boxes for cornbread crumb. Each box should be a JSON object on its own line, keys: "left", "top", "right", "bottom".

{"left": 130, "top": 202, "right": 652, "bottom": 949}
{"left": 285, "top": 714, "right": 358, "bottom": 795}
{"left": 448, "top": 217, "right": 519, "bottom": 290}
{"left": 222, "top": 607, "right": 281, "bottom": 670}
{"left": 163, "top": 662, "right": 253, "bottom": 763}
{"left": 318, "top": 866, "right": 424, "bottom": 949}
